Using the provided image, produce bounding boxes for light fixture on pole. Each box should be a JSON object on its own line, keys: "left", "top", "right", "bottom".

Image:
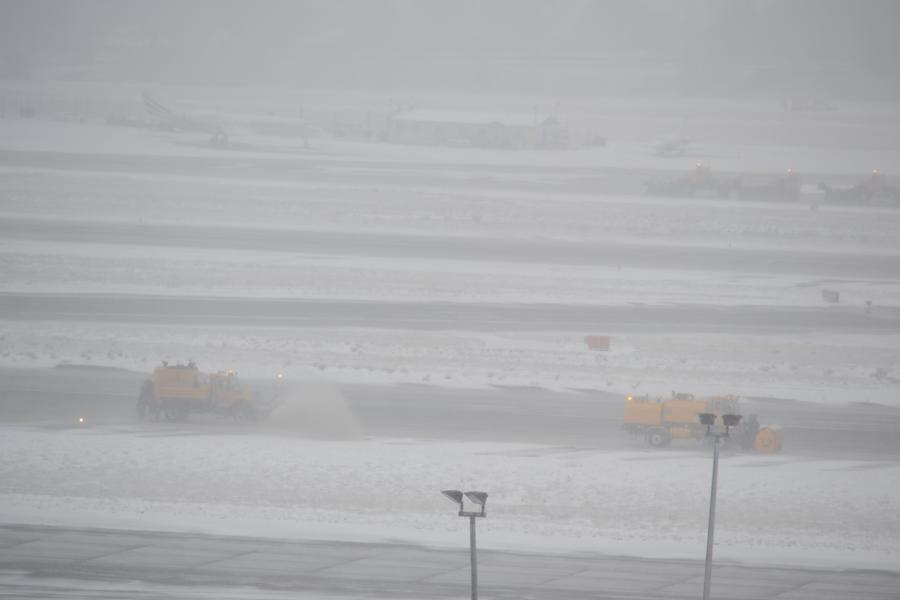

{"left": 698, "top": 412, "right": 741, "bottom": 600}
{"left": 442, "top": 489, "right": 487, "bottom": 600}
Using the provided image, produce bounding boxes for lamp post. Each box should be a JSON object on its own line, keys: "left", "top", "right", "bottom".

{"left": 698, "top": 412, "right": 741, "bottom": 600}
{"left": 442, "top": 489, "right": 487, "bottom": 600}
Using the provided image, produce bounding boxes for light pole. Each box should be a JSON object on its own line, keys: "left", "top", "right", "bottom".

{"left": 698, "top": 412, "right": 741, "bottom": 600}
{"left": 442, "top": 489, "right": 487, "bottom": 600}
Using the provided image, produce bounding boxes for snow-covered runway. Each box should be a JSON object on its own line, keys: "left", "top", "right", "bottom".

{"left": 2, "top": 367, "right": 900, "bottom": 571}
{"left": 2, "top": 424, "right": 899, "bottom": 572}
{"left": 2, "top": 102, "right": 899, "bottom": 587}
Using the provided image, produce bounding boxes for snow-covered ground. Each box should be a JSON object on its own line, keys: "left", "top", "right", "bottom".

{"left": 3, "top": 113, "right": 900, "bottom": 175}
{"left": 0, "top": 569, "right": 390, "bottom": 600}
{"left": 1, "top": 92, "right": 899, "bottom": 578}
{"left": 1, "top": 118, "right": 898, "bottom": 404}
{"left": 4, "top": 239, "right": 899, "bottom": 308}
{"left": 1, "top": 322, "right": 898, "bottom": 406}
{"left": 1, "top": 423, "right": 898, "bottom": 571}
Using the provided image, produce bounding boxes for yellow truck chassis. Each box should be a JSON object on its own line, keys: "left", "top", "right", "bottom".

{"left": 137, "top": 362, "right": 263, "bottom": 422}
{"left": 623, "top": 393, "right": 783, "bottom": 453}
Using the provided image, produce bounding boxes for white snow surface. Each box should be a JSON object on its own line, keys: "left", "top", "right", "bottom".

{"left": 2, "top": 321, "right": 899, "bottom": 406}
{"left": 3, "top": 116, "right": 900, "bottom": 175}
{"left": 0, "top": 569, "right": 383, "bottom": 599}
{"left": 4, "top": 238, "right": 899, "bottom": 308}
{"left": 2, "top": 96, "right": 900, "bottom": 576}
{"left": 1, "top": 422, "right": 898, "bottom": 571}
{"left": 1, "top": 115, "right": 899, "bottom": 405}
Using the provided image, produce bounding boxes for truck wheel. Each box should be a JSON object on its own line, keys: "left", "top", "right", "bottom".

{"left": 739, "top": 414, "right": 761, "bottom": 450}
{"left": 161, "top": 400, "right": 189, "bottom": 422}
{"left": 136, "top": 380, "right": 156, "bottom": 421}
{"left": 646, "top": 428, "right": 671, "bottom": 447}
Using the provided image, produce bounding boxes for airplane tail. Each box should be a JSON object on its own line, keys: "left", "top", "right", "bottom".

{"left": 141, "top": 90, "right": 180, "bottom": 123}
{"left": 140, "top": 89, "right": 221, "bottom": 137}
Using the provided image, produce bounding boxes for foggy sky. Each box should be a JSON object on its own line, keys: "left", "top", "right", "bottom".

{"left": 1, "top": 0, "right": 899, "bottom": 96}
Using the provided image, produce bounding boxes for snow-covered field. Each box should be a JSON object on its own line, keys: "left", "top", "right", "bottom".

{"left": 1, "top": 88, "right": 900, "bottom": 578}
{"left": 2, "top": 116, "right": 898, "bottom": 403}
{"left": 1, "top": 423, "right": 898, "bottom": 570}
{"left": 2, "top": 322, "right": 898, "bottom": 406}
{"left": 3, "top": 107, "right": 900, "bottom": 174}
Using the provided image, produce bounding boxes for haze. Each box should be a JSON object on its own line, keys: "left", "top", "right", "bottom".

{"left": 1, "top": 2, "right": 899, "bottom": 599}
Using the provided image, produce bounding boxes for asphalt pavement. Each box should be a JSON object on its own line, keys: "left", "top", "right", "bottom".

{"left": 2, "top": 291, "right": 897, "bottom": 334}
{"left": 3, "top": 216, "right": 899, "bottom": 279}
{"left": 2, "top": 525, "right": 898, "bottom": 600}
{"left": 1, "top": 366, "right": 899, "bottom": 459}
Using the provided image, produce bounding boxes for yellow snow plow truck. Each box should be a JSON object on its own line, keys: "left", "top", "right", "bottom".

{"left": 137, "top": 362, "right": 271, "bottom": 422}
{"left": 623, "top": 392, "right": 783, "bottom": 453}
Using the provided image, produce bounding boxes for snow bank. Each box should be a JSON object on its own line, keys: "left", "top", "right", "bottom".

{"left": 3, "top": 116, "right": 900, "bottom": 176}
{"left": 4, "top": 239, "right": 899, "bottom": 308}
{"left": 0, "top": 426, "right": 897, "bottom": 570}
{"left": 1, "top": 320, "right": 898, "bottom": 407}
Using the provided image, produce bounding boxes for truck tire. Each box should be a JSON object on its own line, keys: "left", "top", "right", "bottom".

{"left": 136, "top": 380, "right": 157, "bottom": 421}
{"left": 160, "top": 400, "right": 190, "bottom": 422}
{"left": 739, "top": 414, "right": 761, "bottom": 450}
{"left": 646, "top": 428, "right": 672, "bottom": 447}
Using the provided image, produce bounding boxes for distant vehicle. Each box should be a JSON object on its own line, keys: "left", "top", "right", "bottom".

{"left": 623, "top": 392, "right": 783, "bottom": 453}
{"left": 137, "top": 362, "right": 278, "bottom": 422}
{"left": 644, "top": 162, "right": 736, "bottom": 198}
{"left": 141, "top": 90, "right": 229, "bottom": 146}
{"left": 818, "top": 170, "right": 900, "bottom": 207}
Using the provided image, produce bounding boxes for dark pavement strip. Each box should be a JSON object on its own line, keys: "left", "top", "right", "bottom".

{"left": 1, "top": 366, "right": 900, "bottom": 459}
{"left": 1, "top": 525, "right": 898, "bottom": 600}
{"left": 2, "top": 292, "right": 897, "bottom": 333}
{"left": 2, "top": 216, "right": 898, "bottom": 279}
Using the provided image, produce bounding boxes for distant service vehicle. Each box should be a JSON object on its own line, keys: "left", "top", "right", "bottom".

{"left": 819, "top": 170, "right": 900, "bottom": 207}
{"left": 623, "top": 392, "right": 783, "bottom": 453}
{"left": 644, "top": 163, "right": 736, "bottom": 198}
{"left": 137, "top": 362, "right": 276, "bottom": 422}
